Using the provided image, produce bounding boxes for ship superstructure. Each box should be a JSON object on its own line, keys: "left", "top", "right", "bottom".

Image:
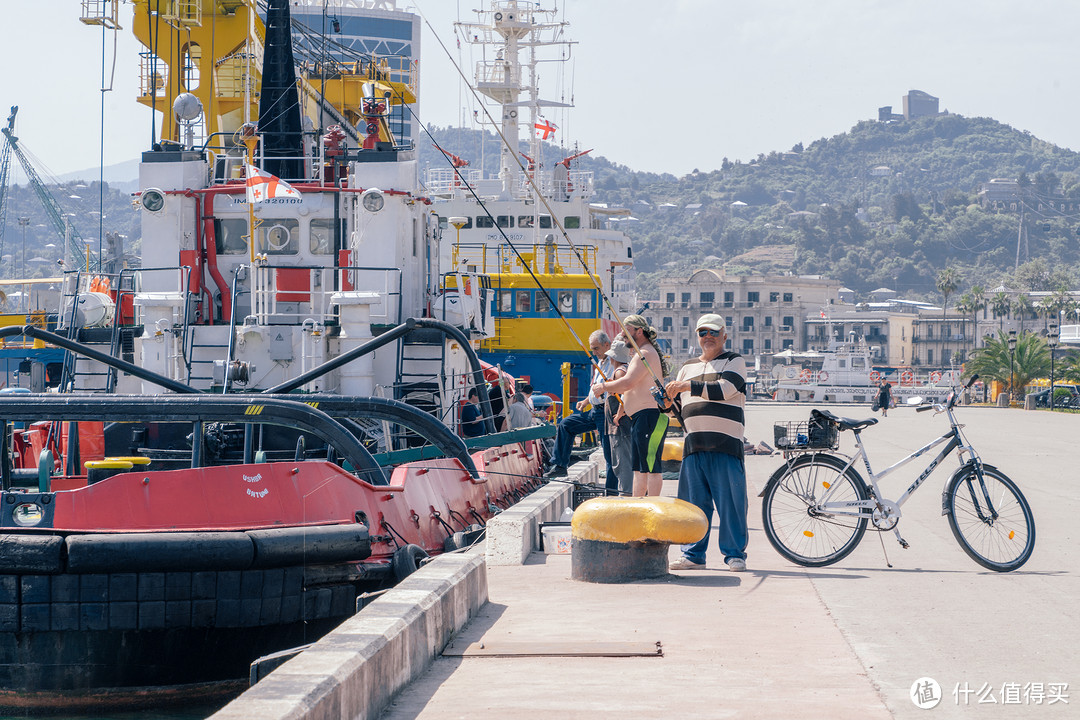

{"left": 426, "top": 0, "right": 636, "bottom": 397}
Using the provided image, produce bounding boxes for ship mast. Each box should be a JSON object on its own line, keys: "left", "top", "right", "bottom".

{"left": 456, "top": 1, "right": 572, "bottom": 197}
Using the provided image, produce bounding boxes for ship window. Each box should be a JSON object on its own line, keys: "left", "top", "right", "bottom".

{"left": 518, "top": 215, "right": 535, "bottom": 228}
{"left": 558, "top": 291, "right": 573, "bottom": 313}
{"left": 216, "top": 218, "right": 249, "bottom": 255}
{"left": 260, "top": 219, "right": 299, "bottom": 255}
{"left": 476, "top": 216, "right": 494, "bottom": 228}
{"left": 576, "top": 291, "right": 593, "bottom": 314}
{"left": 497, "top": 215, "right": 513, "bottom": 228}
{"left": 564, "top": 216, "right": 580, "bottom": 229}
{"left": 535, "top": 292, "right": 552, "bottom": 312}
{"left": 539, "top": 215, "right": 552, "bottom": 228}
{"left": 839, "top": 359, "right": 847, "bottom": 368}
{"left": 310, "top": 219, "right": 334, "bottom": 255}
{"left": 852, "top": 357, "right": 866, "bottom": 368}
{"left": 499, "top": 290, "right": 513, "bottom": 312}
{"left": 515, "top": 291, "right": 531, "bottom": 312}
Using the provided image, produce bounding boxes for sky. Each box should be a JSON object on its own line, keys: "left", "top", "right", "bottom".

{"left": 3, "top": 0, "right": 1080, "bottom": 180}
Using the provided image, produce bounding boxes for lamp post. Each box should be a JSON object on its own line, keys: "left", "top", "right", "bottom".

{"left": 1008, "top": 329, "right": 1018, "bottom": 406}
{"left": 1048, "top": 322, "right": 1059, "bottom": 411}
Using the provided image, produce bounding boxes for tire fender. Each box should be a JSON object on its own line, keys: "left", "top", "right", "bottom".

{"left": 391, "top": 543, "right": 429, "bottom": 581}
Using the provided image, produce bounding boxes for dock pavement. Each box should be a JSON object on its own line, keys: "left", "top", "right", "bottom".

{"left": 379, "top": 402, "right": 1079, "bottom": 720}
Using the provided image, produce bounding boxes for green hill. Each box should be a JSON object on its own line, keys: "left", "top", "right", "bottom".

{"left": 424, "top": 116, "right": 1080, "bottom": 301}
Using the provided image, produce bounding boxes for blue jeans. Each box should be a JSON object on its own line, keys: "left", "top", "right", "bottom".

{"left": 552, "top": 406, "right": 608, "bottom": 469}
{"left": 677, "top": 452, "right": 748, "bottom": 564}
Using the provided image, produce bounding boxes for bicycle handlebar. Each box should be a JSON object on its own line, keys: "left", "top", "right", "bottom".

{"left": 916, "top": 404, "right": 934, "bottom": 412}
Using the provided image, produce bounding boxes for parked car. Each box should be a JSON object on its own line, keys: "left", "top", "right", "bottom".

{"left": 1029, "top": 385, "right": 1080, "bottom": 408}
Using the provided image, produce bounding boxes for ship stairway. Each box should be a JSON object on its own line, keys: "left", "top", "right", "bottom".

{"left": 183, "top": 325, "right": 227, "bottom": 391}
{"left": 394, "top": 328, "right": 448, "bottom": 427}
{"left": 57, "top": 274, "right": 141, "bottom": 394}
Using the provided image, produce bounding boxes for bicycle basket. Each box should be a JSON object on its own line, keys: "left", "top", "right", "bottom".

{"left": 773, "top": 415, "right": 839, "bottom": 451}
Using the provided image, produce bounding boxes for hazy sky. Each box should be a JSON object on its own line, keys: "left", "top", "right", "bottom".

{"left": 3, "top": 0, "right": 1079, "bottom": 179}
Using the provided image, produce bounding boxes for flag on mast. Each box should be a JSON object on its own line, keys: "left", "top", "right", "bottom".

{"left": 534, "top": 116, "right": 557, "bottom": 140}
{"left": 245, "top": 164, "right": 302, "bottom": 203}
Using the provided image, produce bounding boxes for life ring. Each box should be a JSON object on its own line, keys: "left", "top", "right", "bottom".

{"left": 869, "top": 370, "right": 880, "bottom": 383}
{"left": 929, "top": 371, "right": 942, "bottom": 384}
{"left": 799, "top": 369, "right": 812, "bottom": 382}
{"left": 817, "top": 370, "right": 829, "bottom": 383}
{"left": 89, "top": 276, "right": 111, "bottom": 294}
{"left": 901, "top": 370, "right": 914, "bottom": 385}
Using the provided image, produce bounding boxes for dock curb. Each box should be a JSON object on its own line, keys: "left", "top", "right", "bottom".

{"left": 209, "top": 546, "right": 488, "bottom": 720}
{"left": 486, "top": 452, "right": 599, "bottom": 565}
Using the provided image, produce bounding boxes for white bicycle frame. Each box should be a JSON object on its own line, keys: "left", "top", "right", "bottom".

{"left": 811, "top": 404, "right": 979, "bottom": 519}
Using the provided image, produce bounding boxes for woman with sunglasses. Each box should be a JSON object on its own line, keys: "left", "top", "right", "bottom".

{"left": 664, "top": 313, "right": 749, "bottom": 573}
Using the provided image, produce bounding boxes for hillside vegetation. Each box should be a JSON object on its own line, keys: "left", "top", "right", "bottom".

{"left": 425, "top": 116, "right": 1080, "bottom": 301}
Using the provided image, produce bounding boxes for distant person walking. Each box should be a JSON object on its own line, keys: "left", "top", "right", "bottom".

{"left": 876, "top": 378, "right": 893, "bottom": 417}
{"left": 665, "top": 314, "right": 748, "bottom": 572}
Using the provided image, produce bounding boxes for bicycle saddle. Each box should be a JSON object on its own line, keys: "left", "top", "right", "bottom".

{"left": 811, "top": 408, "right": 879, "bottom": 432}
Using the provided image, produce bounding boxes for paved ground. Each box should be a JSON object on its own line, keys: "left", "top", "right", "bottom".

{"left": 380, "top": 403, "right": 1078, "bottom": 719}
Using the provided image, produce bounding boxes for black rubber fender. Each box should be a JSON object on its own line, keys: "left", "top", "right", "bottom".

{"left": 0, "top": 534, "right": 63, "bottom": 574}
{"left": 391, "top": 544, "right": 428, "bottom": 582}
{"left": 247, "top": 524, "right": 371, "bottom": 568}
{"left": 443, "top": 531, "right": 467, "bottom": 553}
{"left": 66, "top": 532, "right": 255, "bottom": 573}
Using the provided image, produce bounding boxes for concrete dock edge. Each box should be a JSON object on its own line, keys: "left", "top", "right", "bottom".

{"left": 486, "top": 453, "right": 600, "bottom": 565}
{"left": 209, "top": 546, "right": 488, "bottom": 720}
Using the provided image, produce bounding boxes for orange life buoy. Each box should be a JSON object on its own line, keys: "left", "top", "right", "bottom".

{"left": 929, "top": 371, "right": 942, "bottom": 384}
{"left": 901, "top": 370, "right": 914, "bottom": 385}
{"left": 869, "top": 370, "right": 880, "bottom": 383}
{"left": 818, "top": 370, "right": 829, "bottom": 383}
{"left": 799, "top": 369, "right": 812, "bottom": 382}
{"left": 89, "top": 276, "right": 111, "bottom": 294}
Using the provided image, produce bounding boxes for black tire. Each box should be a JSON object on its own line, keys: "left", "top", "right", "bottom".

{"left": 443, "top": 532, "right": 467, "bottom": 553}
{"left": 944, "top": 465, "right": 1035, "bottom": 572}
{"left": 761, "top": 453, "right": 869, "bottom": 567}
{"left": 391, "top": 544, "right": 428, "bottom": 582}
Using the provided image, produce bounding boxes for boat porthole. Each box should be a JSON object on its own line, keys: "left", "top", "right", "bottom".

{"left": 12, "top": 503, "right": 44, "bottom": 527}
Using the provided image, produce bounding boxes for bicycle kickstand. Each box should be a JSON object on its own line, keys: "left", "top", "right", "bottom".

{"left": 892, "top": 528, "right": 909, "bottom": 550}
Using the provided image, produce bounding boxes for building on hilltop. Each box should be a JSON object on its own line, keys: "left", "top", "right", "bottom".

{"left": 878, "top": 90, "right": 940, "bottom": 122}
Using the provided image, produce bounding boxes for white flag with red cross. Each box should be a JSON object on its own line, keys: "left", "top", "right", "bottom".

{"left": 534, "top": 116, "right": 557, "bottom": 140}
{"left": 245, "top": 164, "right": 302, "bottom": 203}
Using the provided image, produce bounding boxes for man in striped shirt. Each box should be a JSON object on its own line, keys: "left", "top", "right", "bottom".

{"left": 664, "top": 313, "right": 749, "bottom": 572}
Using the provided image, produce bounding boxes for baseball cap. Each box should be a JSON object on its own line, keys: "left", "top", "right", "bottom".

{"left": 696, "top": 313, "right": 725, "bottom": 332}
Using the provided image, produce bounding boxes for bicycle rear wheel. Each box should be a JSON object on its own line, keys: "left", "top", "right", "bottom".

{"left": 945, "top": 465, "right": 1035, "bottom": 572}
{"left": 762, "top": 453, "right": 869, "bottom": 567}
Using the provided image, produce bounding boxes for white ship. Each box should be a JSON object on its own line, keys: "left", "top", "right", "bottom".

{"left": 771, "top": 333, "right": 961, "bottom": 404}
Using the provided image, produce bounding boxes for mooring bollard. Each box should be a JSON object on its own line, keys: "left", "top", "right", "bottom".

{"left": 570, "top": 496, "right": 708, "bottom": 583}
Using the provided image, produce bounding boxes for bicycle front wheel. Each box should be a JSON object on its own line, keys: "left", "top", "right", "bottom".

{"left": 762, "top": 453, "right": 869, "bottom": 567}
{"left": 945, "top": 465, "right": 1035, "bottom": 572}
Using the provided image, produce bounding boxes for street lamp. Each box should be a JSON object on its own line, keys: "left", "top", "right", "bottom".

{"left": 17, "top": 217, "right": 30, "bottom": 279}
{"left": 1048, "top": 322, "right": 1060, "bottom": 411}
{"left": 1008, "top": 329, "right": 1018, "bottom": 405}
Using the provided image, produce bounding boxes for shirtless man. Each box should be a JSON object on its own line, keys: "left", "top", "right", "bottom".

{"left": 592, "top": 315, "right": 669, "bottom": 496}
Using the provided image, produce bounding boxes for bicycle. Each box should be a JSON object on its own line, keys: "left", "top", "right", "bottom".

{"left": 761, "top": 375, "right": 1035, "bottom": 572}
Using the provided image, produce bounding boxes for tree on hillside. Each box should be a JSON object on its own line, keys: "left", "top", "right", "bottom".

{"left": 964, "top": 332, "right": 1050, "bottom": 402}
{"left": 936, "top": 267, "right": 959, "bottom": 368}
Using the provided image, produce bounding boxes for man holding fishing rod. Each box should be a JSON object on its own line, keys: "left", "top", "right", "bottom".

{"left": 545, "top": 330, "right": 613, "bottom": 479}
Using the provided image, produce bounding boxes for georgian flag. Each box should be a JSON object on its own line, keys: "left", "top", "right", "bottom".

{"left": 534, "top": 116, "right": 557, "bottom": 140}
{"left": 245, "top": 164, "right": 302, "bottom": 203}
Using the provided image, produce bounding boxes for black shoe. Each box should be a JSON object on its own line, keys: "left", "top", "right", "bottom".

{"left": 544, "top": 465, "right": 567, "bottom": 478}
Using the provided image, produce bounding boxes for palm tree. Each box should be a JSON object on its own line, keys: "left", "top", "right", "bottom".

{"left": 1011, "top": 293, "right": 1034, "bottom": 337}
{"left": 990, "top": 291, "right": 1011, "bottom": 335}
{"left": 955, "top": 293, "right": 975, "bottom": 359}
{"left": 964, "top": 331, "right": 1050, "bottom": 402}
{"left": 936, "top": 268, "right": 959, "bottom": 369}
{"left": 969, "top": 285, "right": 985, "bottom": 348}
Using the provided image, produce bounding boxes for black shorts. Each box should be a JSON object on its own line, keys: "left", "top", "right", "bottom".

{"left": 630, "top": 408, "right": 669, "bottom": 473}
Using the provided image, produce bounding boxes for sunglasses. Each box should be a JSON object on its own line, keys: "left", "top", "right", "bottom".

{"left": 697, "top": 328, "right": 721, "bottom": 337}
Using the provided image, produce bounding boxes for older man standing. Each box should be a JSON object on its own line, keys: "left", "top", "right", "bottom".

{"left": 545, "top": 330, "right": 612, "bottom": 478}
{"left": 664, "top": 313, "right": 748, "bottom": 572}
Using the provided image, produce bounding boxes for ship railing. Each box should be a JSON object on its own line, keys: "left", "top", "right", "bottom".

{"left": 451, "top": 242, "right": 598, "bottom": 276}
{"left": 247, "top": 263, "right": 402, "bottom": 326}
